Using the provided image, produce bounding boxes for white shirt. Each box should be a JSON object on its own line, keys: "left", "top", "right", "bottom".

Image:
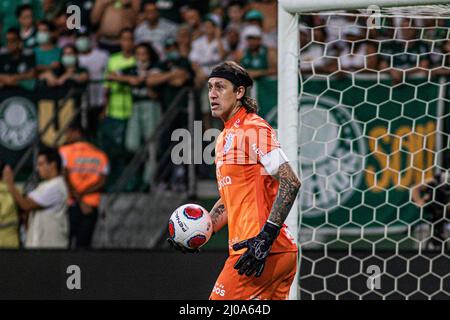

{"left": 78, "top": 49, "right": 109, "bottom": 107}
{"left": 189, "top": 36, "right": 223, "bottom": 75}
{"left": 26, "top": 176, "right": 69, "bottom": 249}
{"left": 134, "top": 18, "right": 178, "bottom": 58}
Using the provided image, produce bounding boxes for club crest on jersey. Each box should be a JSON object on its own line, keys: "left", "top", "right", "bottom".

{"left": 223, "top": 132, "right": 235, "bottom": 155}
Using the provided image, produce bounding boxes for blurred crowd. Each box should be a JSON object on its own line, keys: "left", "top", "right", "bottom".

{"left": 298, "top": 14, "right": 450, "bottom": 79}
{"left": 0, "top": 0, "right": 448, "bottom": 249}
{"left": 0, "top": 0, "right": 281, "bottom": 191}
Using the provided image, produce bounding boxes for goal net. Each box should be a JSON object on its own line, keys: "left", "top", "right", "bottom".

{"left": 278, "top": 1, "right": 450, "bottom": 299}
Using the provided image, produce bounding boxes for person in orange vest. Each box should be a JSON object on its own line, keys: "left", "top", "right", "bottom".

{"left": 59, "top": 121, "right": 109, "bottom": 248}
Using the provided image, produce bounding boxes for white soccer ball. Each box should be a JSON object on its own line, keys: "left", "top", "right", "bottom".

{"left": 168, "top": 203, "right": 213, "bottom": 249}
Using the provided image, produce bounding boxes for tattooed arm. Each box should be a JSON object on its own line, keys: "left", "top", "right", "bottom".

{"left": 268, "top": 162, "right": 301, "bottom": 226}
{"left": 209, "top": 198, "right": 228, "bottom": 233}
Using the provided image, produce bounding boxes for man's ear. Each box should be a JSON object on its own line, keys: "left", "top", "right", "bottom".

{"left": 236, "top": 86, "right": 245, "bottom": 100}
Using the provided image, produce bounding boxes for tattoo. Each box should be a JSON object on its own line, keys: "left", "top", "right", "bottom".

{"left": 209, "top": 200, "right": 228, "bottom": 232}
{"left": 210, "top": 204, "right": 226, "bottom": 226}
{"left": 268, "top": 163, "right": 301, "bottom": 227}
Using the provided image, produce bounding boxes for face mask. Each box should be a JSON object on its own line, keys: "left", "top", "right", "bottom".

{"left": 166, "top": 51, "right": 180, "bottom": 61}
{"left": 36, "top": 31, "right": 50, "bottom": 45}
{"left": 75, "top": 37, "right": 91, "bottom": 53}
{"left": 62, "top": 54, "right": 77, "bottom": 67}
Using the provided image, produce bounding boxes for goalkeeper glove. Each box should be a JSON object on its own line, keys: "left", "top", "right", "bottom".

{"left": 167, "top": 238, "right": 200, "bottom": 254}
{"left": 232, "top": 221, "right": 281, "bottom": 277}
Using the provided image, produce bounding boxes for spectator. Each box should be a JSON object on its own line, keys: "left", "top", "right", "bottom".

{"left": 246, "top": 0, "right": 277, "bottom": 35}
{"left": 239, "top": 25, "right": 277, "bottom": 80}
{"left": 134, "top": 1, "right": 178, "bottom": 59}
{"left": 189, "top": 15, "right": 225, "bottom": 130}
{"left": 16, "top": 4, "right": 38, "bottom": 49}
{"left": 39, "top": 44, "right": 89, "bottom": 91}
{"left": 149, "top": 38, "right": 193, "bottom": 188}
{"left": 60, "top": 122, "right": 109, "bottom": 248}
{"left": 243, "top": 9, "right": 276, "bottom": 49}
{"left": 90, "top": 0, "right": 140, "bottom": 53}
{"left": 99, "top": 28, "right": 136, "bottom": 189}
{"left": 182, "top": 6, "right": 203, "bottom": 42}
{"left": 223, "top": 26, "right": 241, "bottom": 62}
{"left": 338, "top": 25, "right": 377, "bottom": 72}
{"left": 152, "top": 38, "right": 193, "bottom": 110}
{"left": 0, "top": 160, "right": 20, "bottom": 248}
{"left": 33, "top": 20, "right": 61, "bottom": 75}
{"left": 2, "top": 148, "right": 69, "bottom": 249}
{"left": 54, "top": 9, "right": 78, "bottom": 48}
{"left": 76, "top": 28, "right": 110, "bottom": 137}
{"left": 115, "top": 43, "right": 161, "bottom": 188}
{"left": 225, "top": 0, "right": 245, "bottom": 32}
{"left": 176, "top": 25, "right": 192, "bottom": 59}
{"left": 0, "top": 0, "right": 43, "bottom": 46}
{"left": 0, "top": 28, "right": 36, "bottom": 92}
{"left": 299, "top": 24, "right": 336, "bottom": 74}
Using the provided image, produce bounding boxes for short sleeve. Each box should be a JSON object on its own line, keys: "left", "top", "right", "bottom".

{"left": 248, "top": 120, "right": 289, "bottom": 175}
{"left": 28, "top": 180, "right": 65, "bottom": 208}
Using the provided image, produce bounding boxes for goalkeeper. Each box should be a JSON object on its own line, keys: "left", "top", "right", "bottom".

{"left": 170, "top": 61, "right": 300, "bottom": 300}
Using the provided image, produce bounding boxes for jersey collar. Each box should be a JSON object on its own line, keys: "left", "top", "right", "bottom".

{"left": 224, "top": 107, "right": 247, "bottom": 129}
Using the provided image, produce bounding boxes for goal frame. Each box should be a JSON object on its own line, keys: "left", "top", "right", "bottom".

{"left": 277, "top": 0, "right": 450, "bottom": 300}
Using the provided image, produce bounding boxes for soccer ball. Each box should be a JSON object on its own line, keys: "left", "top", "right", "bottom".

{"left": 168, "top": 204, "right": 213, "bottom": 249}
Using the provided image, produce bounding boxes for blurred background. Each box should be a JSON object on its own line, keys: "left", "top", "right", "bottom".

{"left": 0, "top": 0, "right": 448, "bottom": 299}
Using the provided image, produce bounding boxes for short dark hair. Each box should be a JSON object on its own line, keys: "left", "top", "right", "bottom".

{"left": 141, "top": 0, "right": 157, "bottom": 11}
{"left": 16, "top": 4, "right": 33, "bottom": 18}
{"left": 227, "top": 1, "right": 245, "bottom": 9}
{"left": 136, "top": 42, "right": 160, "bottom": 65}
{"left": 120, "top": 27, "right": 134, "bottom": 38}
{"left": 67, "top": 119, "right": 86, "bottom": 136}
{"left": 38, "top": 147, "right": 62, "bottom": 173}
{"left": 38, "top": 20, "right": 56, "bottom": 32}
{"left": 6, "top": 27, "right": 21, "bottom": 40}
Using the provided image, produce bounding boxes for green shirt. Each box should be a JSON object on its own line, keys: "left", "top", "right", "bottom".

{"left": 240, "top": 45, "right": 269, "bottom": 71}
{"left": 0, "top": 48, "right": 36, "bottom": 91}
{"left": 105, "top": 52, "right": 136, "bottom": 120}
{"left": 34, "top": 46, "right": 62, "bottom": 67}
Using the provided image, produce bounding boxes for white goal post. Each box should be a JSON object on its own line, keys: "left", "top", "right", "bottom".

{"left": 278, "top": 0, "right": 450, "bottom": 300}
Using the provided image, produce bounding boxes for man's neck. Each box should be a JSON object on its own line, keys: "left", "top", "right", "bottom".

{"left": 148, "top": 19, "right": 159, "bottom": 28}
{"left": 122, "top": 51, "right": 133, "bottom": 58}
{"left": 223, "top": 104, "right": 242, "bottom": 123}
{"left": 46, "top": 171, "right": 59, "bottom": 181}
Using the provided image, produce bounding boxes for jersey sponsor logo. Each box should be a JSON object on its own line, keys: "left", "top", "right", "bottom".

{"left": 212, "top": 282, "right": 226, "bottom": 297}
{"left": 299, "top": 96, "right": 367, "bottom": 217}
{"left": 218, "top": 175, "right": 232, "bottom": 190}
{"left": 0, "top": 97, "right": 38, "bottom": 150}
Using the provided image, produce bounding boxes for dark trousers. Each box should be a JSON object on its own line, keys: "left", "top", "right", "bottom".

{"left": 69, "top": 204, "right": 99, "bottom": 248}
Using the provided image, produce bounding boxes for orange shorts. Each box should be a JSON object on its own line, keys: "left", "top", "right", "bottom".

{"left": 209, "top": 251, "right": 298, "bottom": 300}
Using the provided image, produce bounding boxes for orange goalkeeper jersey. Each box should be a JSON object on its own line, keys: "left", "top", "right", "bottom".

{"left": 215, "top": 107, "right": 298, "bottom": 256}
